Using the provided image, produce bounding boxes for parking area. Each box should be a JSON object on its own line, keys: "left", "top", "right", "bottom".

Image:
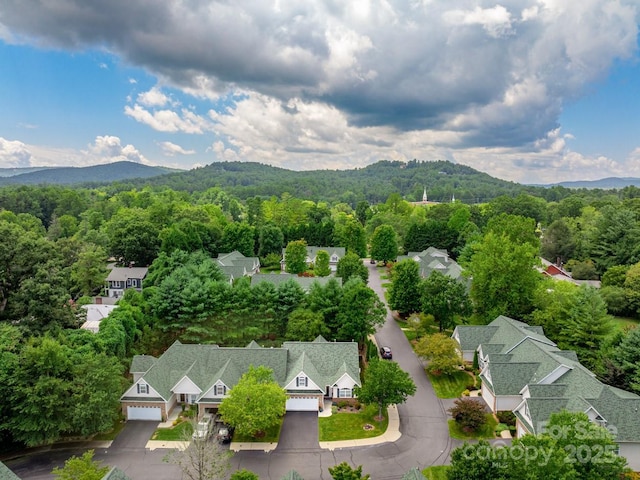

{"left": 109, "top": 421, "right": 159, "bottom": 450}
{"left": 276, "top": 412, "right": 319, "bottom": 451}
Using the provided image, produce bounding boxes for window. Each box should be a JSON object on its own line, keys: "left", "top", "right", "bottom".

{"left": 137, "top": 383, "right": 149, "bottom": 394}
{"left": 296, "top": 375, "right": 308, "bottom": 387}
{"left": 215, "top": 384, "right": 226, "bottom": 396}
{"left": 339, "top": 388, "right": 352, "bottom": 398}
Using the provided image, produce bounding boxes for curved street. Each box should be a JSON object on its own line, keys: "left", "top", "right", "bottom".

{"left": 6, "top": 261, "right": 457, "bottom": 480}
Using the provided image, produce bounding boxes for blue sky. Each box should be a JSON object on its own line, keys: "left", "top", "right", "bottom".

{"left": 0, "top": 1, "right": 638, "bottom": 184}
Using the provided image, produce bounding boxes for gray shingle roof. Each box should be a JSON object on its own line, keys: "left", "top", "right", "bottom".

{"left": 130, "top": 355, "right": 157, "bottom": 373}
{"left": 106, "top": 267, "right": 148, "bottom": 282}
{"left": 0, "top": 462, "right": 21, "bottom": 480}
{"left": 402, "top": 468, "right": 427, "bottom": 480}
{"left": 127, "top": 337, "right": 359, "bottom": 403}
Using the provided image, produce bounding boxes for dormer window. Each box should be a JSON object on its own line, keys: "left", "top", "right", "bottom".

{"left": 215, "top": 384, "right": 226, "bottom": 396}
{"left": 296, "top": 375, "right": 308, "bottom": 387}
{"left": 137, "top": 383, "right": 149, "bottom": 394}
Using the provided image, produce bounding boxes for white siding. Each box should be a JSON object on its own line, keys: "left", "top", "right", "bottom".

{"left": 172, "top": 376, "right": 202, "bottom": 395}
{"left": 619, "top": 443, "right": 640, "bottom": 471}
{"left": 481, "top": 383, "right": 496, "bottom": 412}
{"left": 496, "top": 395, "right": 523, "bottom": 411}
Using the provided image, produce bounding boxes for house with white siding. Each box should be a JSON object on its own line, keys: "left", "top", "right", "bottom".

{"left": 121, "top": 336, "right": 360, "bottom": 421}
{"left": 452, "top": 315, "right": 640, "bottom": 470}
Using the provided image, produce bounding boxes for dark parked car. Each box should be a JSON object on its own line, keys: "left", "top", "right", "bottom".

{"left": 380, "top": 346, "right": 392, "bottom": 359}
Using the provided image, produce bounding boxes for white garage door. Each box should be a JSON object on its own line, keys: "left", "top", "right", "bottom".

{"left": 127, "top": 406, "right": 162, "bottom": 421}
{"left": 286, "top": 398, "right": 318, "bottom": 411}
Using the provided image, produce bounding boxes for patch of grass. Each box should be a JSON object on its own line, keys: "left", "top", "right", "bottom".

{"left": 422, "top": 466, "right": 450, "bottom": 480}
{"left": 612, "top": 316, "right": 640, "bottom": 332}
{"left": 93, "top": 420, "right": 126, "bottom": 441}
{"left": 152, "top": 420, "right": 193, "bottom": 441}
{"left": 427, "top": 370, "right": 474, "bottom": 398}
{"left": 233, "top": 418, "right": 283, "bottom": 443}
{"left": 448, "top": 414, "right": 497, "bottom": 440}
{"left": 319, "top": 404, "right": 388, "bottom": 441}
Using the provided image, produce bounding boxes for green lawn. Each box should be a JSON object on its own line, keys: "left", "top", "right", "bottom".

{"left": 427, "top": 370, "right": 474, "bottom": 398}
{"left": 152, "top": 420, "right": 193, "bottom": 441}
{"left": 422, "top": 466, "right": 450, "bottom": 480}
{"left": 319, "top": 404, "right": 389, "bottom": 441}
{"left": 448, "top": 414, "right": 497, "bottom": 440}
{"left": 233, "top": 418, "right": 283, "bottom": 443}
{"left": 612, "top": 316, "right": 640, "bottom": 332}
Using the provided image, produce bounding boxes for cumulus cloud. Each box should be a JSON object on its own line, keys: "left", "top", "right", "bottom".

{"left": 136, "top": 86, "right": 170, "bottom": 107}
{"left": 0, "top": 0, "right": 635, "bottom": 146}
{"left": 124, "top": 104, "right": 213, "bottom": 134}
{"left": 0, "top": 137, "right": 32, "bottom": 167}
{"left": 86, "top": 135, "right": 149, "bottom": 164}
{"left": 158, "top": 141, "right": 196, "bottom": 156}
{"left": 0, "top": 0, "right": 638, "bottom": 181}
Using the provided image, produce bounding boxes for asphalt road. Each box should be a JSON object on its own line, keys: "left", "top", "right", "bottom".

{"left": 6, "top": 260, "right": 457, "bottom": 480}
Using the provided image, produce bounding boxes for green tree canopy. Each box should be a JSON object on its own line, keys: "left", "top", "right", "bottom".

{"left": 469, "top": 231, "right": 540, "bottom": 322}
{"left": 388, "top": 259, "right": 422, "bottom": 317}
{"left": 336, "top": 252, "right": 369, "bottom": 284}
{"left": 370, "top": 224, "right": 398, "bottom": 264}
{"left": 52, "top": 450, "right": 109, "bottom": 480}
{"left": 354, "top": 359, "right": 416, "bottom": 420}
{"left": 328, "top": 462, "right": 371, "bottom": 480}
{"left": 314, "top": 250, "right": 331, "bottom": 277}
{"left": 218, "top": 365, "right": 286, "bottom": 437}
{"left": 285, "top": 239, "right": 308, "bottom": 275}
{"left": 414, "top": 333, "right": 463, "bottom": 375}
{"left": 335, "top": 278, "right": 386, "bottom": 345}
{"left": 421, "top": 271, "right": 472, "bottom": 331}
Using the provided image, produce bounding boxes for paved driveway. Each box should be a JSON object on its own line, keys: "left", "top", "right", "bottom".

{"left": 276, "top": 412, "right": 319, "bottom": 450}
{"left": 109, "top": 421, "right": 159, "bottom": 450}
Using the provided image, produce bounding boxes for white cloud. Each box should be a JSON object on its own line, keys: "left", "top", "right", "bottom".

{"left": 86, "top": 135, "right": 149, "bottom": 164}
{"left": 158, "top": 141, "right": 196, "bottom": 156}
{"left": 0, "top": 137, "right": 32, "bottom": 167}
{"left": 124, "top": 104, "right": 213, "bottom": 134}
{"left": 443, "top": 5, "right": 514, "bottom": 38}
{"left": 136, "top": 86, "right": 170, "bottom": 107}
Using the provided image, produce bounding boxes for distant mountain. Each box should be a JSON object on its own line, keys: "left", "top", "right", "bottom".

{"left": 0, "top": 162, "right": 178, "bottom": 186}
{"left": 551, "top": 177, "right": 640, "bottom": 189}
{"left": 121, "top": 159, "right": 534, "bottom": 204}
{"left": 0, "top": 166, "right": 56, "bottom": 178}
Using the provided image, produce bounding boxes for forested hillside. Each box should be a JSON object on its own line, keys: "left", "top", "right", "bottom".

{"left": 114, "top": 159, "right": 547, "bottom": 204}
{"left": 1, "top": 167, "right": 640, "bottom": 453}
{"left": 0, "top": 161, "right": 176, "bottom": 186}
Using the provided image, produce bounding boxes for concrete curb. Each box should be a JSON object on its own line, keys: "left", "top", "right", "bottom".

{"left": 319, "top": 404, "right": 400, "bottom": 451}
{"left": 146, "top": 440, "right": 189, "bottom": 451}
{"left": 229, "top": 404, "right": 401, "bottom": 452}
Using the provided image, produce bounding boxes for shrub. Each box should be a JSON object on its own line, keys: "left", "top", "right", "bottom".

{"left": 337, "top": 400, "right": 349, "bottom": 409}
{"left": 461, "top": 389, "right": 470, "bottom": 397}
{"left": 448, "top": 398, "right": 488, "bottom": 432}
{"left": 496, "top": 410, "right": 516, "bottom": 426}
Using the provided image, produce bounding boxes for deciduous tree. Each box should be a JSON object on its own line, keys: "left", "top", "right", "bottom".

{"left": 415, "top": 333, "right": 463, "bottom": 375}
{"left": 469, "top": 231, "right": 540, "bottom": 322}
{"left": 329, "top": 462, "right": 370, "bottom": 480}
{"left": 163, "top": 419, "right": 231, "bottom": 480}
{"left": 388, "top": 259, "right": 422, "bottom": 317}
{"left": 420, "top": 271, "right": 472, "bottom": 331}
{"left": 336, "top": 252, "right": 368, "bottom": 283}
{"left": 314, "top": 250, "right": 331, "bottom": 277}
{"left": 370, "top": 224, "right": 398, "bottom": 264}
{"left": 218, "top": 366, "right": 286, "bottom": 437}
{"left": 335, "top": 278, "right": 386, "bottom": 345}
{"left": 285, "top": 240, "right": 308, "bottom": 275}
{"left": 354, "top": 359, "right": 416, "bottom": 420}
{"left": 52, "top": 450, "right": 108, "bottom": 480}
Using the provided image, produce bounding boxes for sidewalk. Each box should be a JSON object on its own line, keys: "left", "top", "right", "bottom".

{"left": 230, "top": 404, "right": 401, "bottom": 452}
